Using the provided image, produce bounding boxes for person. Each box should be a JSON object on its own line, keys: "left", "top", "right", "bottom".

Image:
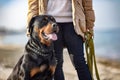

{"left": 27, "top": 0, "right": 95, "bottom": 80}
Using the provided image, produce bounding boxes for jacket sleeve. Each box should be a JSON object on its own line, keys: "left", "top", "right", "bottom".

{"left": 27, "top": 0, "right": 39, "bottom": 26}
{"left": 82, "top": 0, "right": 95, "bottom": 29}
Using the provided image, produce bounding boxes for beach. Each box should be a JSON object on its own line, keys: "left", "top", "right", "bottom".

{"left": 0, "top": 45, "right": 120, "bottom": 80}
{"left": 0, "top": 0, "right": 120, "bottom": 79}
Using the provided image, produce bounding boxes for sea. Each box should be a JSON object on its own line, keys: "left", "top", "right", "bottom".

{"left": 94, "top": 30, "right": 120, "bottom": 60}
{"left": 0, "top": 30, "right": 120, "bottom": 61}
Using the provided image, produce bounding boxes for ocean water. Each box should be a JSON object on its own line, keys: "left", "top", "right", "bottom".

{"left": 94, "top": 30, "right": 120, "bottom": 60}
{"left": 0, "top": 32, "right": 28, "bottom": 45}
{"left": 0, "top": 30, "right": 120, "bottom": 60}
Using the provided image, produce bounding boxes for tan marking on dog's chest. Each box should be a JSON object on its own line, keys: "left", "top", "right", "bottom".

{"left": 30, "top": 64, "right": 47, "bottom": 77}
{"left": 49, "top": 65, "right": 56, "bottom": 75}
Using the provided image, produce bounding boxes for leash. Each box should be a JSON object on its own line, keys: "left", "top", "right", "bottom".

{"left": 84, "top": 30, "right": 100, "bottom": 80}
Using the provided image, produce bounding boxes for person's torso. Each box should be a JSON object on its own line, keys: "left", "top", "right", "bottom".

{"left": 46, "top": 0, "right": 72, "bottom": 23}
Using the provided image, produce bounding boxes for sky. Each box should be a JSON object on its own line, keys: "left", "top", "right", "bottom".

{"left": 93, "top": 0, "right": 120, "bottom": 31}
{"left": 0, "top": 0, "right": 27, "bottom": 31}
{"left": 0, "top": 0, "right": 120, "bottom": 31}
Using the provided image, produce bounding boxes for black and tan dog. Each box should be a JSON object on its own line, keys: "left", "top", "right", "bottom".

{"left": 7, "top": 15, "right": 59, "bottom": 80}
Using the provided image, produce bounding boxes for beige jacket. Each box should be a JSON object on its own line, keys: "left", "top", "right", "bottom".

{"left": 27, "top": 0, "right": 95, "bottom": 37}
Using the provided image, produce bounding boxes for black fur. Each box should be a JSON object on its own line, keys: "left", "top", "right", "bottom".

{"left": 7, "top": 15, "right": 57, "bottom": 80}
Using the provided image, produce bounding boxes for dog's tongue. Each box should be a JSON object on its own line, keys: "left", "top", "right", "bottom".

{"left": 47, "top": 33, "right": 58, "bottom": 41}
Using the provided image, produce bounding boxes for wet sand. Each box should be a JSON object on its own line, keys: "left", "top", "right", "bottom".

{"left": 0, "top": 45, "right": 120, "bottom": 80}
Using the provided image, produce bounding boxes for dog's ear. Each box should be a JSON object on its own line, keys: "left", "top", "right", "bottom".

{"left": 28, "top": 16, "right": 37, "bottom": 36}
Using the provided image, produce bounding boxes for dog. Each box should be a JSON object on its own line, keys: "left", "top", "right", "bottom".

{"left": 7, "top": 15, "right": 59, "bottom": 80}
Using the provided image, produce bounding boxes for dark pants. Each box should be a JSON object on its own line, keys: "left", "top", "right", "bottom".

{"left": 53, "top": 22, "right": 92, "bottom": 80}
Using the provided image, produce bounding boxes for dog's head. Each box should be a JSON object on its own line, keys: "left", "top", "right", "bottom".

{"left": 28, "top": 15, "right": 59, "bottom": 46}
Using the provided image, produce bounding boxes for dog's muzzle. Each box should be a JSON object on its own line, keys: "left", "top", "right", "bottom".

{"left": 42, "top": 23, "right": 59, "bottom": 41}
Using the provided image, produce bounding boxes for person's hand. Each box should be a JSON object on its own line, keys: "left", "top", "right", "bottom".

{"left": 86, "top": 26, "right": 94, "bottom": 37}
{"left": 83, "top": 27, "right": 94, "bottom": 41}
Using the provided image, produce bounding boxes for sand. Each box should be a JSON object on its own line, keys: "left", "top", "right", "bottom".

{"left": 0, "top": 45, "right": 120, "bottom": 80}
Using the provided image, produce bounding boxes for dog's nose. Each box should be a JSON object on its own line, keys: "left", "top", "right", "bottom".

{"left": 52, "top": 23, "right": 58, "bottom": 29}
{"left": 52, "top": 23, "right": 59, "bottom": 33}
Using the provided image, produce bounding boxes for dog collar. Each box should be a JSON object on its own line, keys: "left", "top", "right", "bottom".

{"left": 27, "top": 45, "right": 50, "bottom": 56}
{"left": 26, "top": 40, "right": 54, "bottom": 56}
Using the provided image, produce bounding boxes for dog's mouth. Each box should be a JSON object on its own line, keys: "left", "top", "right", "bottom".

{"left": 42, "top": 32, "right": 58, "bottom": 41}
{"left": 41, "top": 23, "right": 59, "bottom": 41}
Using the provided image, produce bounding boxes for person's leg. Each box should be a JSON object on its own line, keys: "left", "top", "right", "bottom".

{"left": 54, "top": 23, "right": 65, "bottom": 80}
{"left": 63, "top": 22, "right": 92, "bottom": 80}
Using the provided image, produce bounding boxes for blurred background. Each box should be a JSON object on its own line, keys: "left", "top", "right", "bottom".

{"left": 0, "top": 0, "right": 120, "bottom": 80}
